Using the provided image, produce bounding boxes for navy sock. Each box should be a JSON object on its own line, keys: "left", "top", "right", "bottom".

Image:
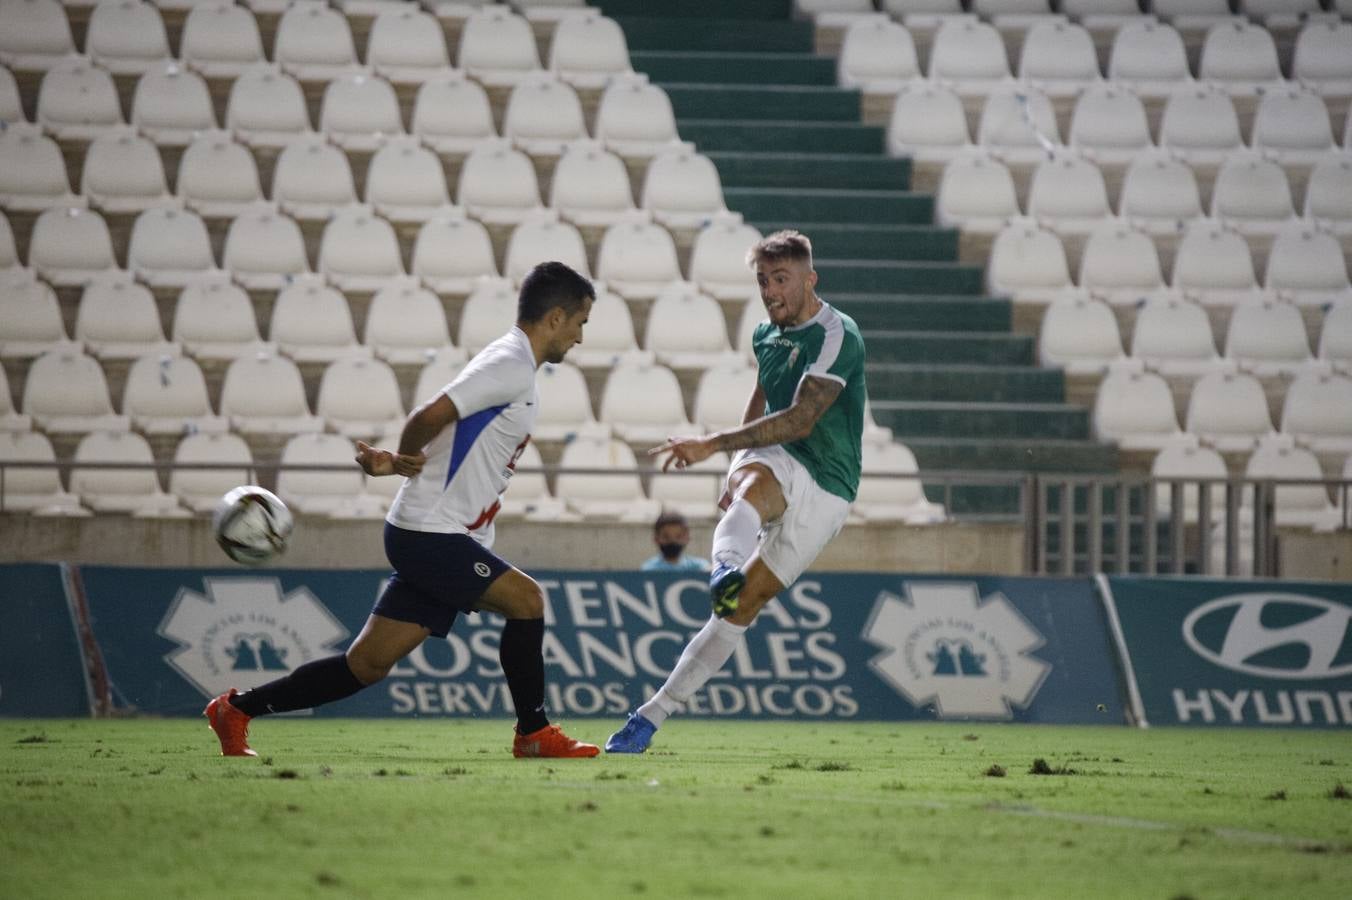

{"left": 229, "top": 654, "right": 366, "bottom": 717}
{"left": 500, "top": 618, "right": 549, "bottom": 734}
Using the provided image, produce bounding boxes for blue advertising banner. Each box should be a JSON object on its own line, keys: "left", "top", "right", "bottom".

{"left": 80, "top": 567, "right": 1125, "bottom": 723}
{"left": 0, "top": 564, "right": 91, "bottom": 717}
{"left": 1100, "top": 576, "right": 1352, "bottom": 727}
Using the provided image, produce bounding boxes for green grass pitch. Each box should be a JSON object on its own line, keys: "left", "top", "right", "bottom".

{"left": 2, "top": 719, "right": 1350, "bottom": 899}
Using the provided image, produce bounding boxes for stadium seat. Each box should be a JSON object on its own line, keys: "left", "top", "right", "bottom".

{"left": 595, "top": 219, "right": 683, "bottom": 301}
{"left": 80, "top": 127, "right": 173, "bottom": 214}
{"left": 645, "top": 282, "right": 735, "bottom": 371}
{"left": 269, "top": 275, "right": 364, "bottom": 364}
{"left": 736, "top": 294, "right": 764, "bottom": 361}
{"left": 594, "top": 77, "right": 680, "bottom": 160}
{"left": 548, "top": 140, "right": 638, "bottom": 228}
{"left": 363, "top": 277, "right": 452, "bottom": 366}
{"left": 179, "top": 1, "right": 265, "bottom": 80}
{"left": 1151, "top": 440, "right": 1230, "bottom": 530}
{"left": 1066, "top": 84, "right": 1152, "bottom": 169}
{"left": 366, "top": 5, "right": 450, "bottom": 84}
{"left": 936, "top": 149, "right": 1020, "bottom": 234}
{"left": 456, "top": 138, "right": 542, "bottom": 226}
{"left": 218, "top": 351, "right": 323, "bottom": 438}
{"left": 1079, "top": 222, "right": 1165, "bottom": 304}
{"left": 503, "top": 215, "right": 590, "bottom": 284}
{"left": 837, "top": 18, "right": 920, "bottom": 93}
{"left": 22, "top": 345, "right": 130, "bottom": 435}
{"left": 0, "top": 65, "right": 23, "bottom": 122}
{"left": 410, "top": 72, "right": 497, "bottom": 157}
{"left": 498, "top": 440, "right": 576, "bottom": 521}
{"left": 316, "top": 205, "right": 405, "bottom": 292}
{"left": 1291, "top": 22, "right": 1352, "bottom": 95}
{"left": 0, "top": 212, "right": 17, "bottom": 271}
{"left": 1025, "top": 152, "right": 1111, "bottom": 239}
{"left": 976, "top": 85, "right": 1061, "bottom": 168}
{"left": 277, "top": 432, "right": 384, "bottom": 518}
{"left": 1303, "top": 153, "right": 1352, "bottom": 233}
{"left": 0, "top": 271, "right": 68, "bottom": 361}
{"left": 85, "top": 0, "right": 170, "bottom": 77}
{"left": 176, "top": 131, "right": 265, "bottom": 218}
{"left": 856, "top": 439, "right": 946, "bottom": 524}
{"left": 74, "top": 273, "right": 172, "bottom": 359}
{"left": 129, "top": 62, "right": 215, "bottom": 147}
{"left": 927, "top": 19, "right": 1011, "bottom": 99}
{"left": 1170, "top": 220, "right": 1260, "bottom": 305}
{"left": 457, "top": 6, "right": 540, "bottom": 88}
{"left": 1319, "top": 300, "right": 1352, "bottom": 365}
{"left": 985, "top": 219, "right": 1071, "bottom": 305}
{"left": 1130, "top": 294, "right": 1224, "bottom": 375}
{"left": 320, "top": 73, "right": 404, "bottom": 152}
{"left": 122, "top": 353, "right": 227, "bottom": 436}
{"left": 171, "top": 275, "right": 270, "bottom": 362}
{"left": 692, "top": 358, "right": 758, "bottom": 433}
{"left": 221, "top": 205, "right": 312, "bottom": 290}
{"left": 169, "top": 431, "right": 254, "bottom": 514}
{"left": 502, "top": 74, "right": 587, "bottom": 158}
{"left": 1017, "top": 20, "right": 1100, "bottom": 98}
{"left": 885, "top": 80, "right": 972, "bottom": 164}
{"left": 1107, "top": 19, "right": 1191, "bottom": 101}
{"left": 126, "top": 206, "right": 218, "bottom": 289}
{"left": 1152, "top": 0, "right": 1236, "bottom": 32}
{"left": 1279, "top": 370, "right": 1352, "bottom": 455}
{"left": 1224, "top": 299, "right": 1312, "bottom": 376}
{"left": 27, "top": 205, "right": 118, "bottom": 286}
{"left": 1198, "top": 20, "right": 1282, "bottom": 95}
{"left": 0, "top": 125, "right": 77, "bottom": 211}
{"left": 641, "top": 147, "right": 729, "bottom": 231}
{"left": 1249, "top": 87, "right": 1336, "bottom": 166}
{"left": 411, "top": 346, "right": 469, "bottom": 407}
{"left": 1059, "top": 0, "right": 1141, "bottom": 28}
{"left": 364, "top": 137, "right": 453, "bottom": 224}
{"left": 1118, "top": 149, "right": 1204, "bottom": 235}
{"left": 1158, "top": 86, "right": 1243, "bottom": 168}
{"left": 273, "top": 0, "right": 359, "bottom": 83}
{"left": 0, "top": 0, "right": 77, "bottom": 73}
{"left": 225, "top": 65, "right": 313, "bottom": 149}
{"left": 1038, "top": 293, "right": 1124, "bottom": 374}
{"left": 1210, "top": 152, "right": 1296, "bottom": 237}
{"left": 648, "top": 448, "right": 729, "bottom": 522}
{"left": 533, "top": 361, "right": 600, "bottom": 442}
{"left": 599, "top": 359, "right": 694, "bottom": 446}
{"left": 35, "top": 56, "right": 124, "bottom": 141}
{"left": 563, "top": 283, "right": 641, "bottom": 369}
{"left": 0, "top": 365, "right": 32, "bottom": 432}
{"left": 548, "top": 12, "right": 633, "bottom": 90}
{"left": 315, "top": 356, "right": 405, "bottom": 440}
{"left": 1184, "top": 370, "right": 1273, "bottom": 451}
{"left": 1093, "top": 366, "right": 1184, "bottom": 451}
{"left": 410, "top": 213, "right": 499, "bottom": 295}
{"left": 555, "top": 434, "right": 661, "bottom": 522}
{"left": 689, "top": 219, "right": 762, "bottom": 302}
{"left": 1244, "top": 438, "right": 1342, "bottom": 530}
{"left": 0, "top": 431, "right": 84, "bottom": 514}
{"left": 458, "top": 278, "right": 519, "bottom": 354}
{"left": 271, "top": 136, "right": 358, "bottom": 221}
{"left": 1264, "top": 224, "right": 1352, "bottom": 308}
{"left": 1240, "top": 0, "right": 1325, "bottom": 28}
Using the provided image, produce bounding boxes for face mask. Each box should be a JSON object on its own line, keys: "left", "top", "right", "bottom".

{"left": 659, "top": 542, "right": 685, "bottom": 559}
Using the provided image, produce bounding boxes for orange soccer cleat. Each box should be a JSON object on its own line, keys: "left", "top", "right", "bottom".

{"left": 204, "top": 688, "right": 257, "bottom": 757}
{"left": 512, "top": 723, "right": 600, "bottom": 759}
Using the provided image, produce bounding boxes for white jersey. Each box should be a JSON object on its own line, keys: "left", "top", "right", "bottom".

{"left": 386, "top": 327, "right": 538, "bottom": 545}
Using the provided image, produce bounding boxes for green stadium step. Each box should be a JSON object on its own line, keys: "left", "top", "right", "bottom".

{"left": 663, "top": 84, "right": 860, "bottom": 122}
{"left": 612, "top": 16, "right": 812, "bottom": 52}
{"left": 712, "top": 152, "right": 910, "bottom": 191}
{"left": 861, "top": 330, "right": 1034, "bottom": 365}
{"left": 751, "top": 222, "right": 952, "bottom": 261}
{"left": 600, "top": 1, "right": 792, "bottom": 21}
{"left": 831, "top": 295, "right": 1010, "bottom": 331}
{"left": 905, "top": 438, "right": 1119, "bottom": 474}
{"left": 678, "top": 120, "right": 885, "bottom": 154}
{"left": 874, "top": 401, "right": 1092, "bottom": 441}
{"left": 631, "top": 51, "right": 837, "bottom": 86}
{"left": 924, "top": 484, "right": 1024, "bottom": 518}
{"left": 814, "top": 259, "right": 983, "bottom": 295}
{"left": 724, "top": 187, "right": 931, "bottom": 225}
{"left": 866, "top": 364, "right": 1066, "bottom": 404}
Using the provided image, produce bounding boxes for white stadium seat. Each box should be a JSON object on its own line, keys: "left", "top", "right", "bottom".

{"left": 363, "top": 277, "right": 452, "bottom": 366}
{"left": 1018, "top": 20, "right": 1100, "bottom": 97}
{"left": 976, "top": 86, "right": 1061, "bottom": 168}
{"left": 320, "top": 73, "right": 404, "bottom": 152}
{"left": 410, "top": 73, "right": 497, "bottom": 157}
{"left": 1079, "top": 223, "right": 1165, "bottom": 303}
{"left": 130, "top": 62, "right": 215, "bottom": 146}
{"left": 316, "top": 205, "right": 405, "bottom": 292}
{"left": 648, "top": 449, "right": 729, "bottom": 522}
{"left": 1198, "top": 20, "right": 1282, "bottom": 95}
{"left": 927, "top": 19, "right": 1011, "bottom": 98}
{"left": 548, "top": 140, "right": 638, "bottom": 228}
{"left": 1280, "top": 371, "right": 1352, "bottom": 455}
{"left": 1170, "top": 220, "right": 1259, "bottom": 304}
{"left": 1250, "top": 87, "right": 1335, "bottom": 165}
{"left": 594, "top": 77, "right": 680, "bottom": 160}
{"left": 855, "top": 439, "right": 946, "bottom": 524}
{"left": 85, "top": 0, "right": 170, "bottom": 77}
{"left": 0, "top": 65, "right": 24, "bottom": 122}
{"left": 170, "top": 431, "right": 254, "bottom": 514}
{"left": 456, "top": 138, "right": 541, "bottom": 226}
{"left": 595, "top": 219, "right": 683, "bottom": 301}
{"left": 225, "top": 65, "right": 312, "bottom": 149}
{"left": 562, "top": 284, "right": 640, "bottom": 369}
{"left": 315, "top": 356, "right": 405, "bottom": 440}
{"left": 1067, "top": 84, "right": 1152, "bottom": 169}
{"left": 73, "top": 273, "right": 172, "bottom": 359}
{"left": 271, "top": 136, "right": 358, "bottom": 221}
{"left": 0, "top": 125, "right": 77, "bottom": 211}
{"left": 69, "top": 428, "right": 182, "bottom": 514}
{"left": 0, "top": 213, "right": 18, "bottom": 271}
{"left": 641, "top": 147, "right": 729, "bottom": 231}
{"left": 410, "top": 214, "right": 499, "bottom": 296}
{"left": 1159, "top": 86, "right": 1243, "bottom": 168}
{"left": 179, "top": 2, "right": 265, "bottom": 79}
{"left": 555, "top": 435, "right": 660, "bottom": 522}
{"left": 277, "top": 432, "right": 384, "bottom": 518}
{"left": 503, "top": 215, "right": 590, "bottom": 284}
{"left": 458, "top": 278, "right": 519, "bottom": 355}
{"left": 0, "top": 0, "right": 77, "bottom": 73}
{"left": 1210, "top": 152, "right": 1296, "bottom": 237}
{"left": 122, "top": 353, "right": 227, "bottom": 436}
{"left": 499, "top": 441, "right": 575, "bottom": 521}
{"left": 172, "top": 275, "right": 269, "bottom": 362}
{"left": 1025, "top": 152, "right": 1111, "bottom": 239}
{"left": 27, "top": 205, "right": 118, "bottom": 286}
{"left": 502, "top": 75, "right": 587, "bottom": 158}
{"left": 1264, "top": 224, "right": 1352, "bottom": 307}
{"left": 549, "top": 12, "right": 633, "bottom": 90}
{"left": 0, "top": 432, "right": 84, "bottom": 514}
{"left": 1319, "top": 301, "right": 1352, "bottom": 365}
{"left": 532, "top": 361, "right": 600, "bottom": 442}
{"left": 366, "top": 5, "right": 450, "bottom": 84}
{"left": 599, "top": 359, "right": 694, "bottom": 446}
{"left": 126, "top": 206, "right": 218, "bottom": 289}
{"left": 886, "top": 80, "right": 971, "bottom": 164}
{"left": 1151, "top": 441, "right": 1229, "bottom": 533}
{"left": 689, "top": 219, "right": 762, "bottom": 302}
{"left": 273, "top": 0, "right": 359, "bottom": 83}
{"left": 644, "top": 282, "right": 735, "bottom": 371}
{"left": 80, "top": 128, "right": 173, "bottom": 214}
{"left": 1038, "top": 293, "right": 1124, "bottom": 374}
{"left": 838, "top": 18, "right": 920, "bottom": 93}
{"left": 176, "top": 131, "right": 265, "bottom": 218}
{"left": 1184, "top": 370, "right": 1273, "bottom": 452}
{"left": 0, "top": 271, "right": 68, "bottom": 361}
{"left": 36, "top": 56, "right": 124, "bottom": 141}
{"left": 1107, "top": 20, "right": 1191, "bottom": 101}
{"left": 1118, "top": 149, "right": 1204, "bottom": 234}
{"left": 1245, "top": 439, "right": 1342, "bottom": 530}
{"left": 218, "top": 352, "right": 323, "bottom": 437}
{"left": 692, "top": 358, "right": 758, "bottom": 433}
{"left": 1130, "top": 295, "right": 1224, "bottom": 376}
{"left": 1292, "top": 22, "right": 1352, "bottom": 94}
{"left": 221, "top": 206, "right": 312, "bottom": 290}
{"left": 1303, "top": 153, "right": 1352, "bottom": 232}
{"left": 412, "top": 347, "right": 469, "bottom": 408}
{"left": 936, "top": 149, "right": 1020, "bottom": 233}
{"left": 986, "top": 220, "right": 1071, "bottom": 305}
{"left": 22, "top": 346, "right": 129, "bottom": 435}
{"left": 458, "top": 7, "right": 540, "bottom": 88}
{"left": 269, "top": 275, "right": 363, "bottom": 364}
{"left": 364, "top": 137, "right": 453, "bottom": 224}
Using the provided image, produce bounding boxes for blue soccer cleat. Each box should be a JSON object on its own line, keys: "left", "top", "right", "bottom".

{"left": 605, "top": 712, "right": 657, "bottom": 753}
{"left": 709, "top": 563, "right": 746, "bottom": 619}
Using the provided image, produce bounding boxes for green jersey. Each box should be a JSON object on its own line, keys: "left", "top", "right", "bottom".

{"left": 751, "top": 301, "right": 866, "bottom": 502}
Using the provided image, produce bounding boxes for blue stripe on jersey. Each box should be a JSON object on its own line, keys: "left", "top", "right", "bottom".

{"left": 445, "top": 403, "right": 509, "bottom": 489}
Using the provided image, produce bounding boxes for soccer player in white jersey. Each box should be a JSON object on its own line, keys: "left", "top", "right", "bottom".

{"left": 606, "top": 230, "right": 867, "bottom": 753}
{"left": 206, "top": 262, "right": 600, "bottom": 759}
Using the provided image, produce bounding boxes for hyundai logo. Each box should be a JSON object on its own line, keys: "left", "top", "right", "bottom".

{"left": 1181, "top": 593, "right": 1352, "bottom": 680}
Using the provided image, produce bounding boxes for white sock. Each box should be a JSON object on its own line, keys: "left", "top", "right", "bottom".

{"left": 711, "top": 498, "right": 761, "bottom": 571}
{"left": 638, "top": 616, "right": 748, "bottom": 727}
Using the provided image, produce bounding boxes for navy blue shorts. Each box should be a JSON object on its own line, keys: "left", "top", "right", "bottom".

{"left": 373, "top": 524, "right": 512, "bottom": 638}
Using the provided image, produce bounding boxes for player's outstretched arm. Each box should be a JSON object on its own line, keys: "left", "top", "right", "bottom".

{"left": 354, "top": 394, "right": 460, "bottom": 477}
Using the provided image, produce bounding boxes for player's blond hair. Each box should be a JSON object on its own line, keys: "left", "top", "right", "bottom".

{"left": 746, "top": 229, "right": 814, "bottom": 270}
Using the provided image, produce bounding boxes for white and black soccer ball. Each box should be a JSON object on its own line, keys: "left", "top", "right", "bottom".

{"left": 212, "top": 486, "right": 294, "bottom": 566}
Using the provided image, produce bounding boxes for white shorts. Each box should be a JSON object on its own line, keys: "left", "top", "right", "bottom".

{"left": 728, "top": 445, "right": 851, "bottom": 588}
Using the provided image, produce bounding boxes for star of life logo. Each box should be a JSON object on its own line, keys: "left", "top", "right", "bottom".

{"left": 158, "top": 577, "right": 349, "bottom": 698}
{"left": 862, "top": 582, "right": 1051, "bottom": 719}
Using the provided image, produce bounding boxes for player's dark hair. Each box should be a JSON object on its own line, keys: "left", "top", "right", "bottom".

{"left": 517, "top": 261, "right": 595, "bottom": 324}
{"left": 653, "top": 510, "right": 689, "bottom": 534}
{"left": 747, "top": 229, "right": 814, "bottom": 269}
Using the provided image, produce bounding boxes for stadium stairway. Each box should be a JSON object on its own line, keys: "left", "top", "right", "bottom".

{"left": 599, "top": 0, "right": 1119, "bottom": 516}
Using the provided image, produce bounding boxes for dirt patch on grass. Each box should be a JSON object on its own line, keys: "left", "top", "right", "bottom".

{"left": 1029, "top": 758, "right": 1078, "bottom": 776}
{"left": 985, "top": 764, "right": 1007, "bottom": 778}
{"left": 1329, "top": 783, "right": 1350, "bottom": 800}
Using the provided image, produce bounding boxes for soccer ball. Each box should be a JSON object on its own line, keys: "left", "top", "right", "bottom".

{"left": 212, "top": 486, "right": 294, "bottom": 566}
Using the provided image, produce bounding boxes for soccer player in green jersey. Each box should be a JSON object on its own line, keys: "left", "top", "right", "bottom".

{"left": 607, "top": 229, "right": 866, "bottom": 753}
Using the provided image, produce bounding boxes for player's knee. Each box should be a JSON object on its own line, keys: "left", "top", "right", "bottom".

{"left": 346, "top": 648, "right": 393, "bottom": 685}
{"left": 507, "top": 578, "right": 546, "bottom": 619}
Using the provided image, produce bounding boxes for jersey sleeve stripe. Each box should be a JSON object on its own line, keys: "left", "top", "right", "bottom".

{"left": 445, "top": 403, "right": 509, "bottom": 488}
{"left": 806, "top": 308, "right": 845, "bottom": 377}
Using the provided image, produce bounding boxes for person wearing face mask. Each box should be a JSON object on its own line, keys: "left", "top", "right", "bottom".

{"left": 640, "top": 510, "right": 711, "bottom": 572}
